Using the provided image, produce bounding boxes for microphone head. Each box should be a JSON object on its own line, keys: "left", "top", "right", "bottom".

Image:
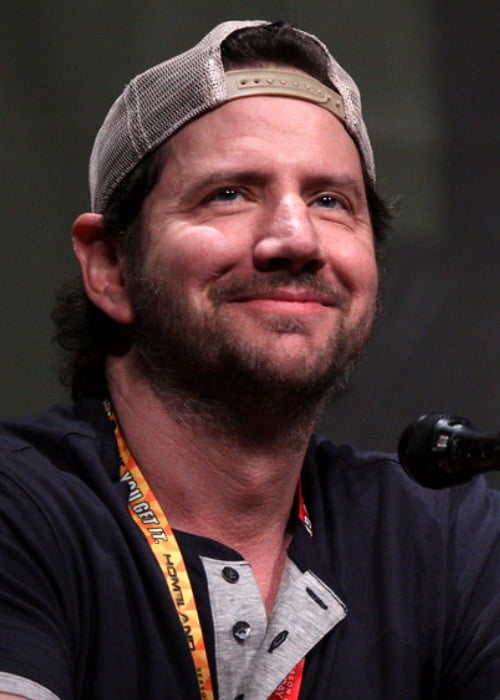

{"left": 398, "top": 413, "right": 476, "bottom": 489}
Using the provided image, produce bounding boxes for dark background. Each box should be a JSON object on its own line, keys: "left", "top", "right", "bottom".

{"left": 2, "top": 1, "right": 499, "bottom": 486}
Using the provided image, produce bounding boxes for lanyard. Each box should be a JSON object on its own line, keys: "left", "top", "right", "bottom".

{"left": 105, "top": 400, "right": 308, "bottom": 700}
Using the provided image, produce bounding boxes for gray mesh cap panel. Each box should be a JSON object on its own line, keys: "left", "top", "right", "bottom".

{"left": 89, "top": 19, "right": 375, "bottom": 213}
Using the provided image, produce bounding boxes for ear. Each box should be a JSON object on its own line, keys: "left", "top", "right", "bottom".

{"left": 72, "top": 212, "right": 134, "bottom": 324}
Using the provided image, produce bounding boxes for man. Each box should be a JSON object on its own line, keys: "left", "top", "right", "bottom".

{"left": 1, "top": 19, "right": 499, "bottom": 700}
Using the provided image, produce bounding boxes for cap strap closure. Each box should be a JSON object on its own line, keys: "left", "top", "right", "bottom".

{"left": 225, "top": 69, "right": 345, "bottom": 122}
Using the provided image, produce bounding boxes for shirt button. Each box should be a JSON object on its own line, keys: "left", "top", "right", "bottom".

{"left": 232, "top": 621, "right": 251, "bottom": 643}
{"left": 222, "top": 566, "right": 240, "bottom": 583}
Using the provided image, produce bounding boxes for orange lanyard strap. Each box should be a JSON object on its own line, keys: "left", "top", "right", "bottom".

{"left": 104, "top": 400, "right": 308, "bottom": 700}
{"left": 104, "top": 400, "right": 213, "bottom": 699}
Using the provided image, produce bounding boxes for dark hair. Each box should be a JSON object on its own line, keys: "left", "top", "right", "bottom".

{"left": 53, "top": 22, "right": 393, "bottom": 401}
{"left": 221, "top": 22, "right": 333, "bottom": 84}
{"left": 52, "top": 146, "right": 166, "bottom": 400}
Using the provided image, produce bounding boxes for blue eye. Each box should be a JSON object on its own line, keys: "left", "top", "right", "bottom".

{"left": 316, "top": 194, "right": 341, "bottom": 208}
{"left": 212, "top": 188, "right": 241, "bottom": 202}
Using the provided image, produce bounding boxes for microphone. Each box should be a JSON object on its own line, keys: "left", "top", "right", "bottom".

{"left": 398, "top": 413, "right": 500, "bottom": 489}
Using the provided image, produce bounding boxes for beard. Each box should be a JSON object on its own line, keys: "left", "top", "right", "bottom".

{"left": 127, "top": 267, "right": 377, "bottom": 441}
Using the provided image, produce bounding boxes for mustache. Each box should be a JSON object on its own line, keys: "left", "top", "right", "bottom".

{"left": 208, "top": 271, "right": 351, "bottom": 310}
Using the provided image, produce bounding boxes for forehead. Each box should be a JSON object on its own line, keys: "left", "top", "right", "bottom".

{"left": 157, "top": 95, "right": 365, "bottom": 184}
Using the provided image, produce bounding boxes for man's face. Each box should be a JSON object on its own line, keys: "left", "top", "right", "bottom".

{"left": 126, "top": 95, "right": 379, "bottom": 404}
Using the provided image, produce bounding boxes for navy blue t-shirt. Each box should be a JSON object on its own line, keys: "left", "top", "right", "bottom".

{"left": 1, "top": 400, "right": 500, "bottom": 698}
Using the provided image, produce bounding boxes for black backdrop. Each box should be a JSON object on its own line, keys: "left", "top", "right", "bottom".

{"left": 1, "top": 0, "right": 499, "bottom": 486}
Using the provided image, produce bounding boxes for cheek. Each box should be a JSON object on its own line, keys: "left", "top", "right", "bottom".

{"left": 357, "top": 249, "right": 379, "bottom": 296}
{"left": 146, "top": 223, "right": 250, "bottom": 291}
{"left": 352, "top": 255, "right": 378, "bottom": 314}
{"left": 326, "top": 235, "right": 378, "bottom": 298}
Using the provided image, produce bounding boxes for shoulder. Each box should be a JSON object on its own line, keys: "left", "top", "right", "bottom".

{"left": 305, "top": 432, "right": 429, "bottom": 506}
{"left": 305, "top": 432, "right": 500, "bottom": 602}
{"left": 0, "top": 403, "right": 133, "bottom": 700}
{"left": 308, "top": 431, "right": 500, "bottom": 499}
{"left": 306, "top": 432, "right": 500, "bottom": 549}
{"left": 0, "top": 400, "right": 118, "bottom": 486}
{"left": 304, "top": 437, "right": 500, "bottom": 695}
{"left": 0, "top": 399, "right": 133, "bottom": 612}
{"left": 0, "top": 400, "right": 123, "bottom": 553}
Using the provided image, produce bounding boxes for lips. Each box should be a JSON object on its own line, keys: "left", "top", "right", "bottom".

{"left": 230, "top": 288, "right": 336, "bottom": 307}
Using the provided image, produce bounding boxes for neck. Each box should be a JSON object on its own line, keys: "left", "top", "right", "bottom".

{"left": 107, "top": 355, "right": 316, "bottom": 554}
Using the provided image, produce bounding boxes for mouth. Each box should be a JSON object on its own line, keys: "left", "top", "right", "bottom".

{"left": 209, "top": 274, "right": 351, "bottom": 315}
{"left": 228, "top": 280, "right": 350, "bottom": 312}
{"left": 232, "top": 288, "right": 335, "bottom": 305}
{"left": 224, "top": 288, "right": 345, "bottom": 321}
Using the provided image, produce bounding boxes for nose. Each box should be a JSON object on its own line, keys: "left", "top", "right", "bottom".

{"left": 253, "top": 194, "right": 327, "bottom": 274}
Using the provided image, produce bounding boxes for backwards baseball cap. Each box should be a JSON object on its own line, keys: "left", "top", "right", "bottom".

{"left": 89, "top": 20, "right": 375, "bottom": 214}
